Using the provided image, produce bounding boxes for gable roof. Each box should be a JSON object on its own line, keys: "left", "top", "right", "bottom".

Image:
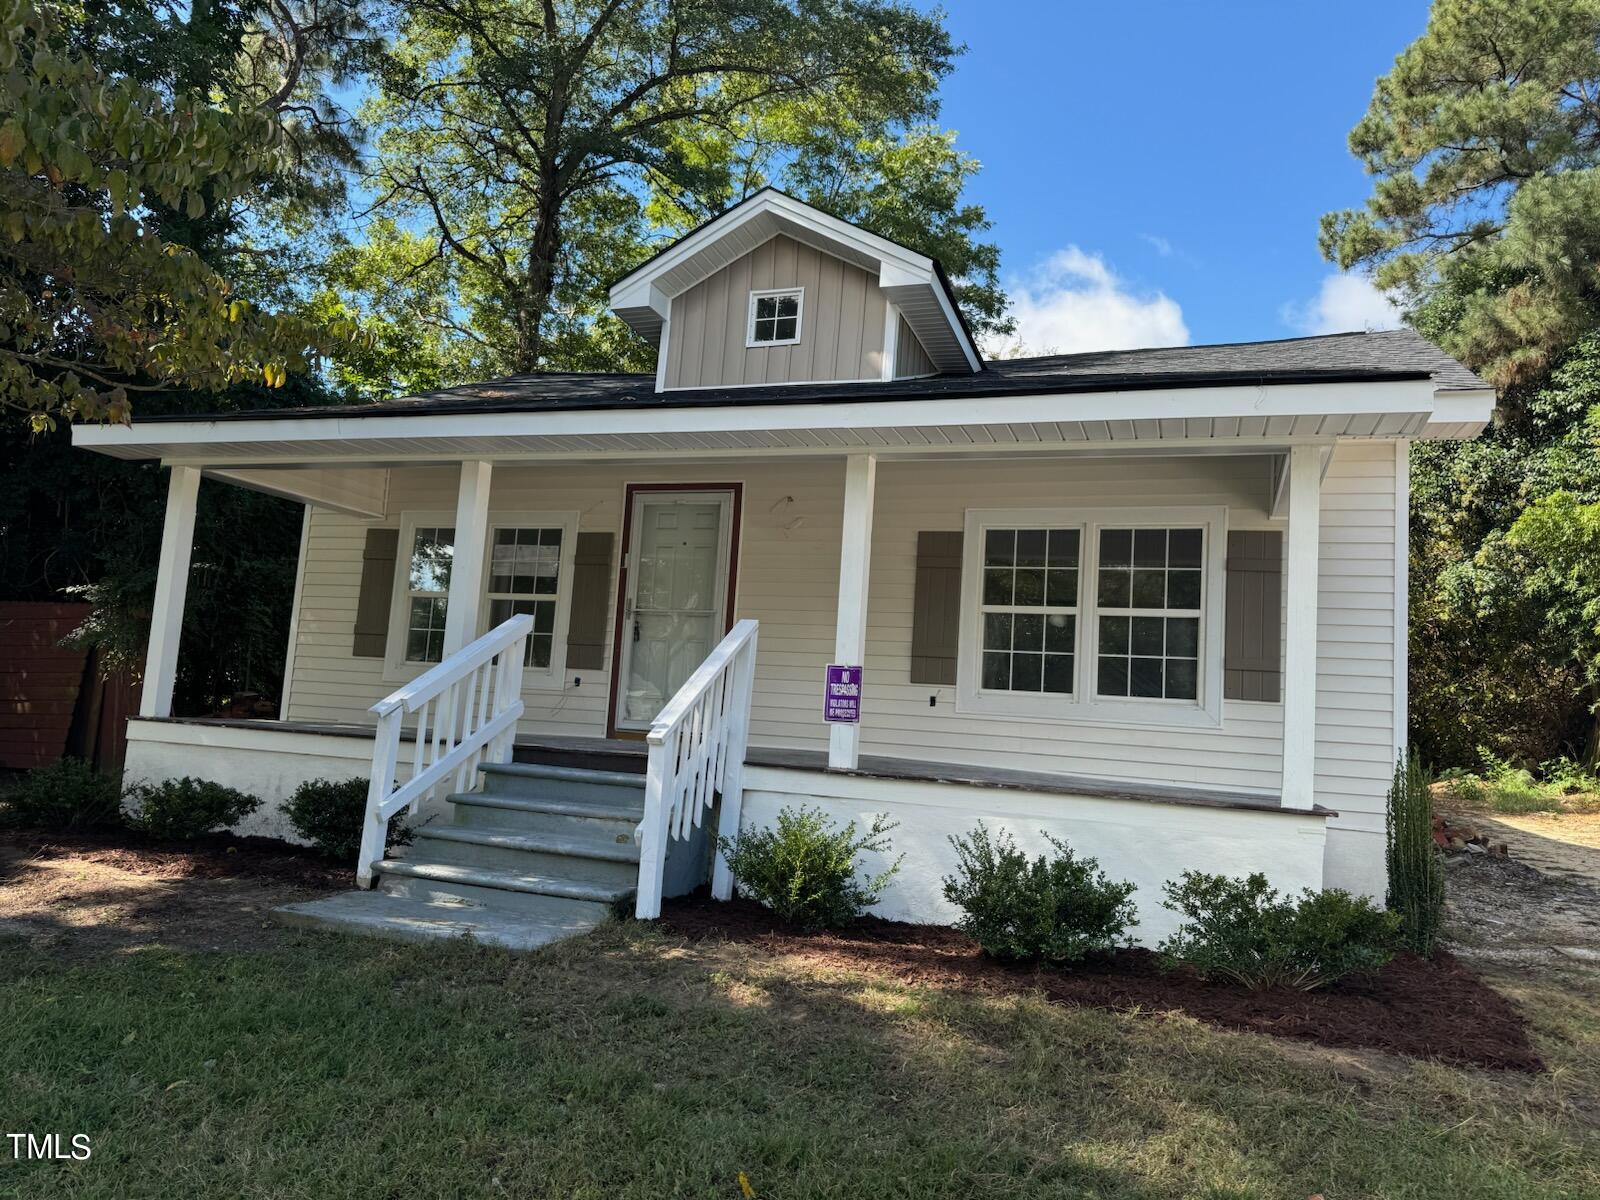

{"left": 126, "top": 328, "right": 1489, "bottom": 424}
{"left": 608, "top": 187, "right": 983, "bottom": 374}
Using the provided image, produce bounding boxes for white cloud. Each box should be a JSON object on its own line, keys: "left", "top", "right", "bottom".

{"left": 1284, "top": 273, "right": 1402, "bottom": 335}
{"left": 995, "top": 247, "right": 1189, "bottom": 356}
{"left": 1140, "top": 233, "right": 1175, "bottom": 257}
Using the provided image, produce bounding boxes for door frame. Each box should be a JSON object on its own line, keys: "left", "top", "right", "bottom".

{"left": 606, "top": 481, "right": 744, "bottom": 739}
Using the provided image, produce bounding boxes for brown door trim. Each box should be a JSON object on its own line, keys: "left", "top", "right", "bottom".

{"left": 605, "top": 482, "right": 744, "bottom": 740}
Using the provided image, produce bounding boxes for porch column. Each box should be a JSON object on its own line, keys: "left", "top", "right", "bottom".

{"left": 1281, "top": 445, "right": 1324, "bottom": 810}
{"left": 442, "top": 460, "right": 493, "bottom": 656}
{"left": 830, "top": 453, "right": 877, "bottom": 770}
{"left": 139, "top": 465, "right": 202, "bottom": 718}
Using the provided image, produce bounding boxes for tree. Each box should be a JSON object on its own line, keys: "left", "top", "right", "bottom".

{"left": 1320, "top": 0, "right": 1600, "bottom": 389}
{"left": 329, "top": 0, "right": 1007, "bottom": 389}
{"left": 0, "top": 0, "right": 362, "bottom": 428}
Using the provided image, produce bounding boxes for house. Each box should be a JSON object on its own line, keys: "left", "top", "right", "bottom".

{"left": 72, "top": 189, "right": 1493, "bottom": 948}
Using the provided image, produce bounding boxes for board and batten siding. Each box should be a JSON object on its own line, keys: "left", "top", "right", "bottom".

{"left": 664, "top": 235, "right": 886, "bottom": 389}
{"left": 893, "top": 315, "right": 937, "bottom": 378}
{"left": 283, "top": 443, "right": 1399, "bottom": 897}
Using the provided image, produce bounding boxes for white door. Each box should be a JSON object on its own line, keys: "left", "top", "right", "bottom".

{"left": 614, "top": 491, "right": 735, "bottom": 730}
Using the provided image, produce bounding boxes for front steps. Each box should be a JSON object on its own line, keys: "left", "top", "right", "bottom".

{"left": 276, "top": 762, "right": 648, "bottom": 950}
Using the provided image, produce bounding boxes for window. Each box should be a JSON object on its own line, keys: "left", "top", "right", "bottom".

{"left": 979, "top": 527, "right": 1079, "bottom": 694}
{"left": 403, "top": 525, "right": 454, "bottom": 663}
{"left": 486, "top": 525, "right": 564, "bottom": 669}
{"left": 1094, "top": 528, "right": 1202, "bottom": 701}
{"left": 747, "top": 288, "right": 803, "bottom": 346}
{"left": 957, "top": 506, "right": 1225, "bottom": 727}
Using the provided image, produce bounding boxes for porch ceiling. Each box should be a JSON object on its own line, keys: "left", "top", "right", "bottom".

{"left": 73, "top": 378, "right": 1488, "bottom": 468}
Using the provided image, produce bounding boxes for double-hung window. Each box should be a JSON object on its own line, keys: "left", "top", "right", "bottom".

{"left": 402, "top": 525, "right": 455, "bottom": 664}
{"left": 486, "top": 525, "right": 564, "bottom": 669}
{"left": 959, "top": 506, "right": 1225, "bottom": 726}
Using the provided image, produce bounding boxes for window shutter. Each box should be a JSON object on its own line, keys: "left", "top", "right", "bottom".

{"left": 910, "top": 531, "right": 963, "bottom": 685}
{"left": 352, "top": 528, "right": 400, "bottom": 658}
{"left": 1224, "top": 530, "right": 1282, "bottom": 701}
{"left": 565, "top": 531, "right": 615, "bottom": 670}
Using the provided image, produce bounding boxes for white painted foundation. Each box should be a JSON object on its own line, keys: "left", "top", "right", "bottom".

{"left": 739, "top": 764, "right": 1329, "bottom": 945}
{"left": 122, "top": 719, "right": 399, "bottom": 844}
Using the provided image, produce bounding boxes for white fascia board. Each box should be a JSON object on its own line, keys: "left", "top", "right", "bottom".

{"left": 1421, "top": 387, "right": 1495, "bottom": 438}
{"left": 75, "top": 378, "right": 1440, "bottom": 459}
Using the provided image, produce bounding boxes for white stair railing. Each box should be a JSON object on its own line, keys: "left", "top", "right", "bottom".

{"left": 634, "top": 619, "right": 759, "bottom": 919}
{"left": 356, "top": 614, "right": 532, "bottom": 887}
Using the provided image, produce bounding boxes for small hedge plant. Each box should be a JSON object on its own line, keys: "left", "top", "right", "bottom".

{"left": 0, "top": 758, "right": 124, "bottom": 830}
{"left": 942, "top": 823, "right": 1138, "bottom": 964}
{"left": 1159, "top": 871, "right": 1400, "bottom": 990}
{"left": 126, "top": 777, "right": 261, "bottom": 839}
{"left": 286, "top": 777, "right": 412, "bottom": 862}
{"left": 1387, "top": 751, "right": 1444, "bottom": 955}
{"left": 718, "top": 805, "right": 902, "bottom": 930}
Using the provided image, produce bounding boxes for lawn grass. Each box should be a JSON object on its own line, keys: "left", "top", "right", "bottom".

{"left": 2, "top": 922, "right": 1598, "bottom": 1199}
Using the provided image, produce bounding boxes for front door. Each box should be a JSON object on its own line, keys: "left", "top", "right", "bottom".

{"left": 611, "top": 487, "right": 738, "bottom": 733}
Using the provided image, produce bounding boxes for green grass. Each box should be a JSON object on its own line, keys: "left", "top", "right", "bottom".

{"left": 1441, "top": 754, "right": 1600, "bottom": 815}
{"left": 2, "top": 924, "right": 1598, "bottom": 1199}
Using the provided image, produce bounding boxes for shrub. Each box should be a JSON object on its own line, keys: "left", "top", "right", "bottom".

{"left": 286, "top": 777, "right": 412, "bottom": 862}
{"left": 0, "top": 758, "right": 124, "bottom": 830}
{"left": 942, "top": 824, "right": 1137, "bottom": 964}
{"left": 1387, "top": 752, "right": 1445, "bottom": 955}
{"left": 718, "top": 805, "right": 901, "bottom": 930}
{"left": 126, "top": 777, "right": 261, "bottom": 839}
{"left": 1158, "top": 871, "right": 1399, "bottom": 990}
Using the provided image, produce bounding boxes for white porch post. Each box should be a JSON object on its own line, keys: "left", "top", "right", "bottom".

{"left": 139, "top": 465, "right": 202, "bottom": 718}
{"left": 1281, "top": 445, "right": 1325, "bottom": 809}
{"left": 830, "top": 453, "right": 877, "bottom": 770}
{"left": 442, "top": 460, "right": 493, "bottom": 657}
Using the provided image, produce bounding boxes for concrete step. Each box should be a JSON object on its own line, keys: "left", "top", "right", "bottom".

{"left": 409, "top": 824, "right": 639, "bottom": 883}
{"left": 273, "top": 889, "right": 611, "bottom": 951}
{"left": 377, "top": 858, "right": 631, "bottom": 905}
{"left": 447, "top": 791, "right": 642, "bottom": 839}
{"left": 478, "top": 761, "right": 646, "bottom": 806}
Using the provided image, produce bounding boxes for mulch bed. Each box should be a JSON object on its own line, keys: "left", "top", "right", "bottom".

{"left": 0, "top": 827, "right": 350, "bottom": 890}
{"left": 660, "top": 895, "right": 1542, "bottom": 1073}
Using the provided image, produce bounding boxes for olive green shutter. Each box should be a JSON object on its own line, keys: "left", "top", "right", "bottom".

{"left": 352, "top": 527, "right": 400, "bottom": 658}
{"left": 565, "top": 532, "right": 615, "bottom": 670}
{"left": 910, "top": 531, "right": 963, "bottom": 685}
{"left": 1223, "top": 530, "right": 1283, "bottom": 702}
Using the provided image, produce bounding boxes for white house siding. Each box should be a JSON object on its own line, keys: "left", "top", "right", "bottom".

{"left": 282, "top": 444, "right": 1398, "bottom": 896}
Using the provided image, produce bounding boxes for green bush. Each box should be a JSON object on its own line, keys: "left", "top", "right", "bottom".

{"left": 126, "top": 777, "right": 261, "bottom": 839}
{"left": 0, "top": 758, "right": 124, "bottom": 830}
{"left": 1387, "top": 752, "right": 1445, "bottom": 955}
{"left": 718, "top": 805, "right": 901, "bottom": 930}
{"left": 1159, "top": 871, "right": 1399, "bottom": 990}
{"left": 285, "top": 777, "right": 412, "bottom": 862}
{"left": 941, "top": 824, "right": 1137, "bottom": 964}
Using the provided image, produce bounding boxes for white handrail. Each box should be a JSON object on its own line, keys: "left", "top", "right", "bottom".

{"left": 356, "top": 614, "right": 532, "bottom": 887}
{"left": 634, "top": 619, "right": 759, "bottom": 919}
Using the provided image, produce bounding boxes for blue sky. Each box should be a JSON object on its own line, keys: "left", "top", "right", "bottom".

{"left": 924, "top": 1, "right": 1432, "bottom": 352}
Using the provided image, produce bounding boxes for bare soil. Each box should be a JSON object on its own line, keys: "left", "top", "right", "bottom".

{"left": 659, "top": 895, "right": 1542, "bottom": 1072}
{"left": 0, "top": 829, "right": 346, "bottom": 957}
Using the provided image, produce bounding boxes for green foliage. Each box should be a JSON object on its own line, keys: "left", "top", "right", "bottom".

{"left": 1386, "top": 754, "right": 1446, "bottom": 956}
{"left": 285, "top": 777, "right": 411, "bottom": 862}
{"left": 0, "top": 0, "right": 364, "bottom": 427}
{"left": 1320, "top": 0, "right": 1600, "bottom": 388}
{"left": 326, "top": 0, "right": 1006, "bottom": 391}
{"left": 126, "top": 776, "right": 261, "bottom": 839}
{"left": 0, "top": 757, "right": 123, "bottom": 829}
{"left": 1442, "top": 750, "right": 1600, "bottom": 814}
{"left": 1159, "top": 872, "right": 1400, "bottom": 991}
{"left": 717, "top": 805, "right": 901, "bottom": 931}
{"left": 940, "top": 824, "right": 1138, "bottom": 964}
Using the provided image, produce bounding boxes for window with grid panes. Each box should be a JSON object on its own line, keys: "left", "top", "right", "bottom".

{"left": 403, "top": 526, "right": 455, "bottom": 663}
{"left": 486, "top": 526, "right": 565, "bottom": 669}
{"left": 1094, "top": 527, "right": 1202, "bottom": 701}
{"left": 978, "top": 527, "right": 1079, "bottom": 694}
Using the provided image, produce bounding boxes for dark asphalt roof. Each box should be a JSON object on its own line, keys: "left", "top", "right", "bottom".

{"left": 137, "top": 328, "right": 1488, "bottom": 424}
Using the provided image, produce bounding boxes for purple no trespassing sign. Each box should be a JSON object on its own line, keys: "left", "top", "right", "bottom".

{"left": 823, "top": 664, "right": 862, "bottom": 724}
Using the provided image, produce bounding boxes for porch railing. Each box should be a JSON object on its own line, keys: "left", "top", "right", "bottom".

{"left": 634, "top": 619, "right": 759, "bottom": 919}
{"left": 356, "top": 614, "right": 532, "bottom": 887}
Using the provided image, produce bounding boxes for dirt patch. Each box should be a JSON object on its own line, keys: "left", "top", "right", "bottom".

{"left": 1443, "top": 851, "right": 1600, "bottom": 971}
{"left": 658, "top": 895, "right": 1542, "bottom": 1073}
{"left": 0, "top": 833, "right": 346, "bottom": 957}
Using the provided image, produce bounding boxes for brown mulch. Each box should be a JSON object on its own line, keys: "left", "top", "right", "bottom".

{"left": 0, "top": 827, "right": 350, "bottom": 889}
{"left": 659, "top": 895, "right": 1542, "bottom": 1073}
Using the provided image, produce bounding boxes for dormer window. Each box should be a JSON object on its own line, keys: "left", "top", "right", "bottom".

{"left": 747, "top": 288, "right": 803, "bottom": 347}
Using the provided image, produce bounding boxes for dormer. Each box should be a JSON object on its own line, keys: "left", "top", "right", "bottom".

{"left": 609, "top": 188, "right": 982, "bottom": 391}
